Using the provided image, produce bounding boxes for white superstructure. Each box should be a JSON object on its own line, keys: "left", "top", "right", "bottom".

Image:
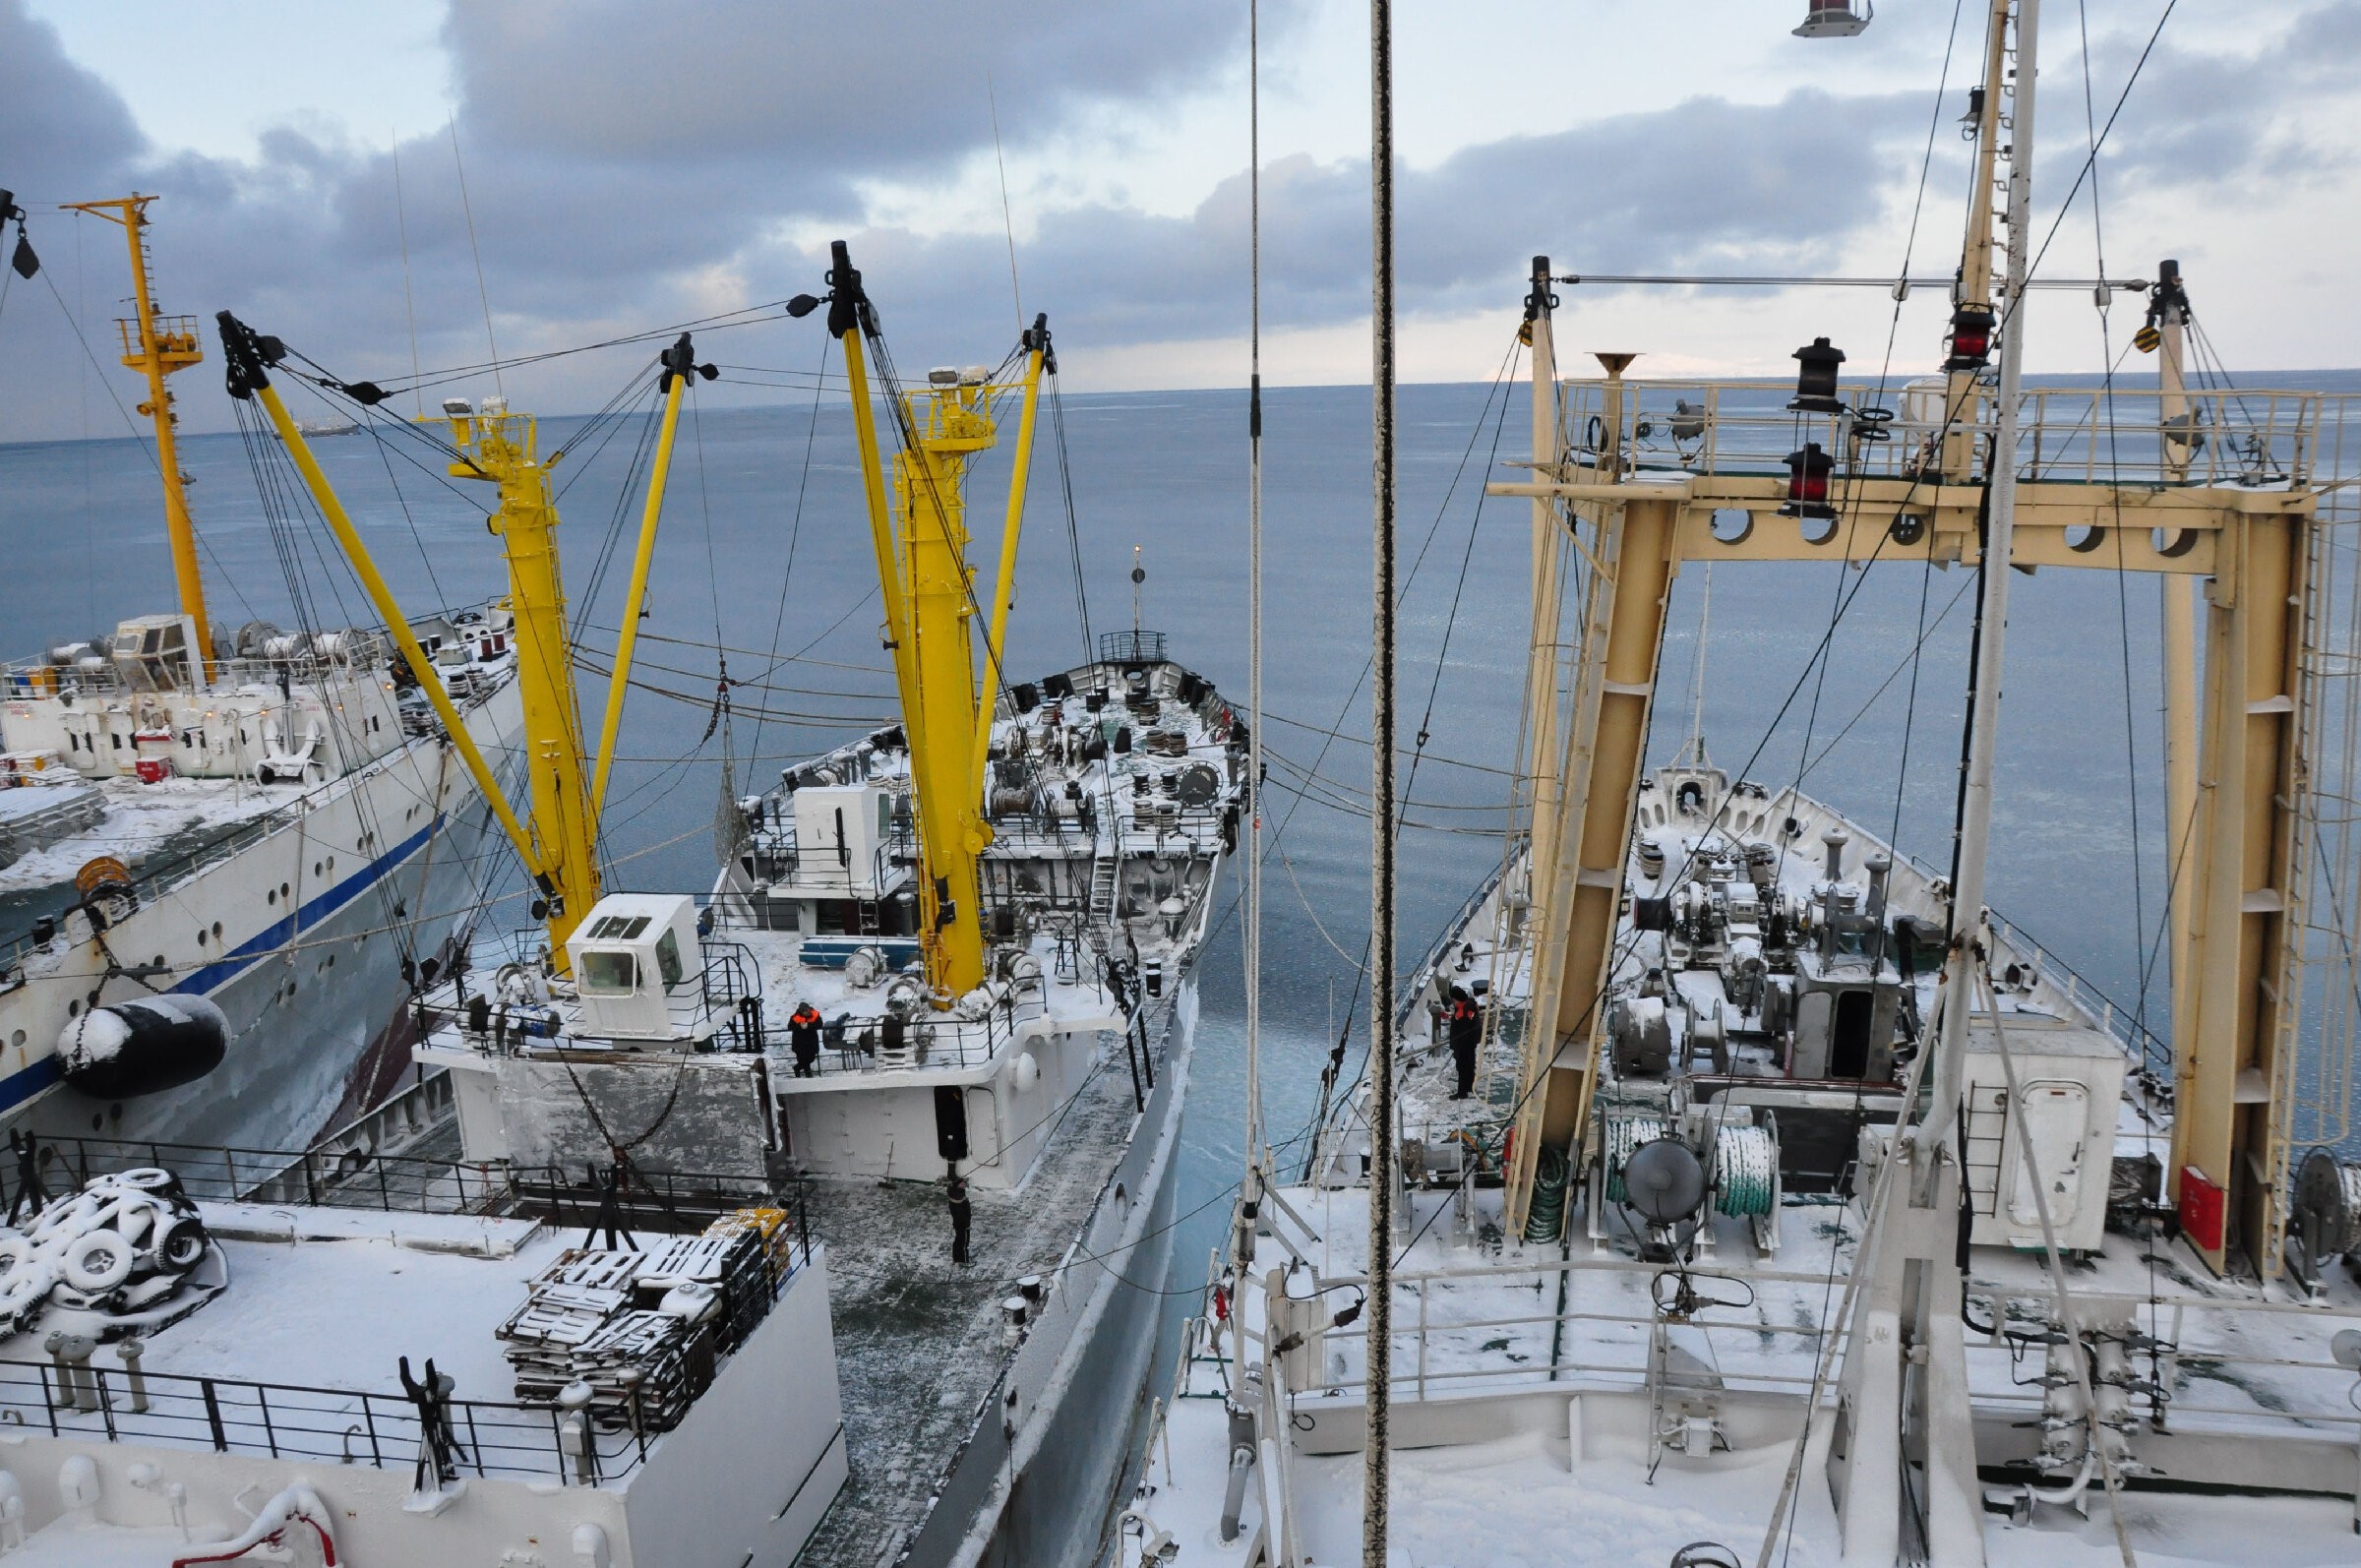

{"left": 0, "top": 609, "right": 521, "bottom": 1149}
{"left": 421, "top": 646, "right": 1246, "bottom": 1567}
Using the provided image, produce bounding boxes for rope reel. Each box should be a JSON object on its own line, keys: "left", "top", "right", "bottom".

{"left": 1713, "top": 1124, "right": 1778, "bottom": 1219}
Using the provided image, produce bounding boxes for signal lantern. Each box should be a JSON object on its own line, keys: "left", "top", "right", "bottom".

{"left": 1944, "top": 306, "right": 1996, "bottom": 371}
{"left": 1787, "top": 337, "right": 1846, "bottom": 413}
{"left": 1782, "top": 443, "right": 1837, "bottom": 520}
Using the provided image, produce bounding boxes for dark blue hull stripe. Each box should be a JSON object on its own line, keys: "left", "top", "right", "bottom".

{"left": 0, "top": 811, "right": 449, "bottom": 1113}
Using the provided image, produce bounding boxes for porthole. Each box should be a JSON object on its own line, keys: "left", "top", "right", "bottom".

{"left": 267, "top": 889, "right": 276, "bottom": 906}
{"left": 281, "top": 882, "right": 291, "bottom": 899}
{"left": 197, "top": 930, "right": 207, "bottom": 947}
{"left": 212, "top": 921, "right": 222, "bottom": 939}
{"left": 67, "top": 1000, "right": 80, "bottom": 1017}
{"left": 8, "top": 1030, "right": 22, "bottom": 1049}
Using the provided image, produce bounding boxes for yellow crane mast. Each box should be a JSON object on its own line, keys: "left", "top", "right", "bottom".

{"left": 61, "top": 196, "right": 212, "bottom": 673}
{"left": 213, "top": 313, "right": 696, "bottom": 972}
{"left": 810, "top": 240, "right": 1049, "bottom": 999}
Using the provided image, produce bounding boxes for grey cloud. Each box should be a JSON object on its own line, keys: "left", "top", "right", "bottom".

{"left": 777, "top": 88, "right": 1927, "bottom": 355}
{"left": 445, "top": 1, "right": 1296, "bottom": 173}
{"left": 2065, "top": 1, "right": 2361, "bottom": 187}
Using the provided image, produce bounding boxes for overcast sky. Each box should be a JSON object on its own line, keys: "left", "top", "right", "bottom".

{"left": 2, "top": 0, "right": 2355, "bottom": 440}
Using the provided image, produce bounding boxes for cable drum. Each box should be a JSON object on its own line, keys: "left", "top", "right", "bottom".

{"left": 1714, "top": 1124, "right": 1778, "bottom": 1219}
{"left": 2291, "top": 1148, "right": 2361, "bottom": 1264}
{"left": 1603, "top": 1114, "right": 1669, "bottom": 1204}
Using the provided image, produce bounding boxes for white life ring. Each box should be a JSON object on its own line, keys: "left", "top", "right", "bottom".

{"left": 0, "top": 1236, "right": 30, "bottom": 1285}
{"left": 62, "top": 1231, "right": 134, "bottom": 1294}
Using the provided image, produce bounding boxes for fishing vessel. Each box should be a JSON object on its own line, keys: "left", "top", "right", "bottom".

{"left": 0, "top": 241, "right": 1245, "bottom": 1566}
{"left": 1130, "top": 4, "right": 2361, "bottom": 1565}
{"left": 408, "top": 246, "right": 1246, "bottom": 1567}
{"left": 0, "top": 195, "right": 522, "bottom": 1152}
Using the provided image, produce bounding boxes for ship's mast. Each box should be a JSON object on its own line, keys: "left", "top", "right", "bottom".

{"left": 2151, "top": 264, "right": 2203, "bottom": 1078}
{"left": 1926, "top": 0, "right": 2042, "bottom": 1150}
{"left": 61, "top": 196, "right": 212, "bottom": 677}
{"left": 822, "top": 244, "right": 1051, "bottom": 999}
{"left": 443, "top": 406, "right": 604, "bottom": 957}
{"left": 216, "top": 314, "right": 694, "bottom": 971}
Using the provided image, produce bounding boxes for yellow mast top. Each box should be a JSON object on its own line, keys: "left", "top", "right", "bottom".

{"left": 216, "top": 314, "right": 696, "bottom": 974}
{"left": 61, "top": 196, "right": 212, "bottom": 673}
{"left": 815, "top": 240, "right": 1051, "bottom": 999}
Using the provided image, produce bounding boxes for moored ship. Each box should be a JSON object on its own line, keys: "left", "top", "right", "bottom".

{"left": 1128, "top": 4, "right": 2361, "bottom": 1565}
{"left": 0, "top": 194, "right": 521, "bottom": 1153}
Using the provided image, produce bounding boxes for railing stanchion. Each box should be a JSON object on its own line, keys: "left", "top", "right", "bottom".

{"left": 203, "top": 1377, "right": 226, "bottom": 1450}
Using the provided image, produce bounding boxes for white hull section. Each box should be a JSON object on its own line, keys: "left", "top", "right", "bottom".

{"left": 0, "top": 678, "right": 521, "bottom": 1149}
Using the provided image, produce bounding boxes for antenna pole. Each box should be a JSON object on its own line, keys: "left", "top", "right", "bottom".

{"left": 1244, "top": 0, "right": 1266, "bottom": 1176}
{"left": 392, "top": 137, "right": 425, "bottom": 421}
{"left": 1928, "top": 0, "right": 2043, "bottom": 1152}
{"left": 1362, "top": 0, "right": 1398, "bottom": 1561}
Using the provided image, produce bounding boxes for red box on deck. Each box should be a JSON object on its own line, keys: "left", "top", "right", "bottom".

{"left": 2178, "top": 1166, "right": 2225, "bottom": 1252}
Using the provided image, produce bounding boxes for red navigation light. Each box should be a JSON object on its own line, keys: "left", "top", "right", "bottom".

{"left": 1945, "top": 306, "right": 1996, "bottom": 371}
{"left": 1783, "top": 444, "right": 1837, "bottom": 519}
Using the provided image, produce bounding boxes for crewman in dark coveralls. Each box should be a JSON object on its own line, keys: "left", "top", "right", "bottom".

{"left": 946, "top": 1173, "right": 973, "bottom": 1266}
{"left": 1446, "top": 985, "right": 1481, "bottom": 1100}
{"left": 788, "top": 1001, "right": 823, "bottom": 1077}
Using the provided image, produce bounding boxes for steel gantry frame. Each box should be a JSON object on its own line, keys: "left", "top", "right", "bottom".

{"left": 1487, "top": 351, "right": 2335, "bottom": 1276}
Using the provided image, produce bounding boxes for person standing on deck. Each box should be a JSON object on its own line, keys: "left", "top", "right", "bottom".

{"left": 946, "top": 1172, "right": 973, "bottom": 1267}
{"left": 1446, "top": 986, "right": 1481, "bottom": 1100}
{"left": 788, "top": 1001, "right": 823, "bottom": 1077}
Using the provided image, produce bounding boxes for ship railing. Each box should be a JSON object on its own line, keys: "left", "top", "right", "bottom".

{"left": 1557, "top": 378, "right": 2349, "bottom": 493}
{"left": 1297, "top": 1255, "right": 1837, "bottom": 1405}
{"left": 2, "top": 1133, "right": 810, "bottom": 1246}
{"left": 0, "top": 1238, "right": 811, "bottom": 1484}
{"left": 112, "top": 315, "right": 203, "bottom": 359}
{"left": 1099, "top": 630, "right": 1168, "bottom": 665}
{"left": 810, "top": 990, "right": 1053, "bottom": 1077}
{"left": 736, "top": 828, "right": 913, "bottom": 898}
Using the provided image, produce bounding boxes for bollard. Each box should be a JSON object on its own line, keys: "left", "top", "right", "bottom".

{"left": 118, "top": 1336, "right": 149, "bottom": 1415}
{"left": 43, "top": 1333, "right": 98, "bottom": 1413}
{"left": 557, "top": 1380, "right": 598, "bottom": 1486}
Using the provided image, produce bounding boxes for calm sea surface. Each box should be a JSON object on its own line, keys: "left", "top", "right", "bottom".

{"left": 7, "top": 369, "right": 2357, "bottom": 1330}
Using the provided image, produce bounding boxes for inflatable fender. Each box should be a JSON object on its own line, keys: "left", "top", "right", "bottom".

{"left": 58, "top": 995, "right": 229, "bottom": 1100}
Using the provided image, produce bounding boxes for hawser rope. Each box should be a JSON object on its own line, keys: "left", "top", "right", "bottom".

{"left": 1713, "top": 1124, "right": 1777, "bottom": 1219}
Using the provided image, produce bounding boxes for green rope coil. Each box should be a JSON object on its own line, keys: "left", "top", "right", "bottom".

{"left": 1524, "top": 1143, "right": 1571, "bottom": 1243}
{"left": 1713, "top": 1124, "right": 1777, "bottom": 1218}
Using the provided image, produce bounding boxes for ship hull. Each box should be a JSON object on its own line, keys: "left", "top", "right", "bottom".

{"left": 0, "top": 679, "right": 520, "bottom": 1151}
{"left": 915, "top": 976, "right": 1195, "bottom": 1568}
